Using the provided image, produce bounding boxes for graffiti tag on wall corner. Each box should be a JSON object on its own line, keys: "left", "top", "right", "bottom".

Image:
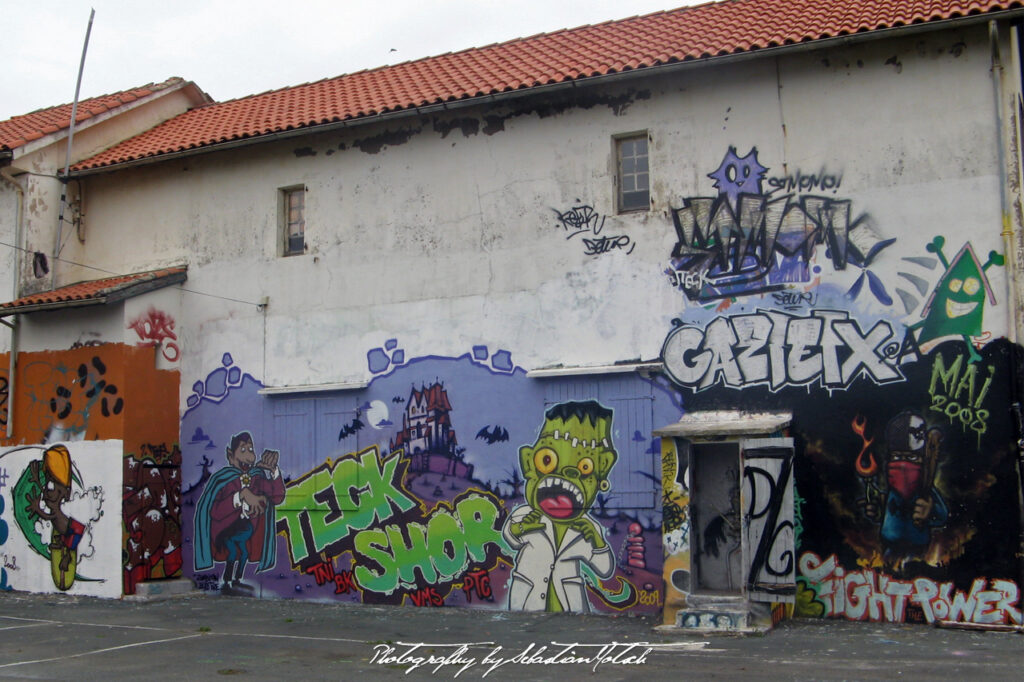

{"left": 127, "top": 307, "right": 179, "bottom": 362}
{"left": 661, "top": 309, "right": 904, "bottom": 391}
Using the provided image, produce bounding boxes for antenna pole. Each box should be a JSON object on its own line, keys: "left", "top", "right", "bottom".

{"left": 52, "top": 7, "right": 95, "bottom": 290}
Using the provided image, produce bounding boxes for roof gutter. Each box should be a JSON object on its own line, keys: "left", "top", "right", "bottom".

{"left": 70, "top": 8, "right": 1024, "bottom": 178}
{"left": 0, "top": 297, "right": 105, "bottom": 317}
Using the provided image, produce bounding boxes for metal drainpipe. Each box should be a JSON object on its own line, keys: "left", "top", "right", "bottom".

{"left": 991, "top": 21, "right": 1020, "bottom": 345}
{"left": 0, "top": 165, "right": 24, "bottom": 440}
{"left": 990, "top": 18, "right": 1024, "bottom": 605}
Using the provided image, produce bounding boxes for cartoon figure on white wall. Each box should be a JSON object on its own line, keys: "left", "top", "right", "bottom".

{"left": 10, "top": 444, "right": 103, "bottom": 591}
{"left": 502, "top": 401, "right": 618, "bottom": 612}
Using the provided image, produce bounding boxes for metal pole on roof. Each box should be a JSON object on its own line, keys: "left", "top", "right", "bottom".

{"left": 52, "top": 7, "right": 95, "bottom": 290}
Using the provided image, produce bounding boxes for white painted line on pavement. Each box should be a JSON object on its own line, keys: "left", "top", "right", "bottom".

{"left": 0, "top": 633, "right": 204, "bottom": 669}
{"left": 227, "top": 631, "right": 368, "bottom": 644}
{"left": 0, "top": 622, "right": 48, "bottom": 631}
{"left": 0, "top": 616, "right": 58, "bottom": 624}
{"left": 0, "top": 615, "right": 180, "bottom": 632}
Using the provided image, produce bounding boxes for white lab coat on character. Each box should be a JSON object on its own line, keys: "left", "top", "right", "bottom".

{"left": 502, "top": 504, "right": 614, "bottom": 612}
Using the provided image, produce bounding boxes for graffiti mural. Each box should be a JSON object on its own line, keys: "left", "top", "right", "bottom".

{"left": 502, "top": 401, "right": 619, "bottom": 613}
{"left": 194, "top": 431, "right": 285, "bottom": 595}
{"left": 780, "top": 337, "right": 1020, "bottom": 625}
{"left": 855, "top": 411, "right": 948, "bottom": 564}
{"left": 660, "top": 309, "right": 903, "bottom": 391}
{"left": 742, "top": 443, "right": 795, "bottom": 601}
{"left": 0, "top": 441, "right": 122, "bottom": 597}
{"left": 927, "top": 353, "right": 995, "bottom": 439}
{"left": 127, "top": 307, "right": 180, "bottom": 362}
{"left": 554, "top": 203, "right": 636, "bottom": 256}
{"left": 799, "top": 552, "right": 1021, "bottom": 625}
{"left": 0, "top": 373, "right": 8, "bottom": 430}
{"left": 23, "top": 354, "right": 124, "bottom": 442}
{"left": 278, "top": 444, "right": 507, "bottom": 603}
{"left": 181, "top": 347, "right": 676, "bottom": 613}
{"left": 123, "top": 443, "right": 183, "bottom": 594}
{"left": 667, "top": 147, "right": 894, "bottom": 302}
{"left": 905, "top": 237, "right": 1004, "bottom": 362}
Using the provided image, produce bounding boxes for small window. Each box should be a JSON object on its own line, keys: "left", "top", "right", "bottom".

{"left": 616, "top": 135, "right": 650, "bottom": 212}
{"left": 281, "top": 186, "right": 306, "bottom": 256}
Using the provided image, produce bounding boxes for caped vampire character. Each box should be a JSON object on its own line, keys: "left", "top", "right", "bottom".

{"left": 194, "top": 431, "right": 285, "bottom": 595}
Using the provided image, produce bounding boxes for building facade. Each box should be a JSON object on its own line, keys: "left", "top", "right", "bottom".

{"left": 1, "top": 0, "right": 1022, "bottom": 630}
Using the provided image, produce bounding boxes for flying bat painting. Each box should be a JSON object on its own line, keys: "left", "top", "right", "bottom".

{"left": 338, "top": 418, "right": 365, "bottom": 441}
{"left": 475, "top": 425, "right": 509, "bottom": 445}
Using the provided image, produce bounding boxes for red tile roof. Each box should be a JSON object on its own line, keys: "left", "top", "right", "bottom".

{"left": 0, "top": 78, "right": 187, "bottom": 153}
{"left": 73, "top": 0, "right": 1022, "bottom": 172}
{"left": 0, "top": 267, "right": 187, "bottom": 315}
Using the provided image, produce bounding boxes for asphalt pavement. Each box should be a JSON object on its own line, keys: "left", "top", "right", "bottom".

{"left": 0, "top": 590, "right": 1021, "bottom": 680}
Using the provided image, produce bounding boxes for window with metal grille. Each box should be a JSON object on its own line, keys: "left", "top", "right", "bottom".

{"left": 616, "top": 134, "right": 650, "bottom": 212}
{"left": 281, "top": 186, "right": 306, "bottom": 256}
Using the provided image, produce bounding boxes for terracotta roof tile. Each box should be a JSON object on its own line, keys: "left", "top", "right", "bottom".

{"left": 0, "top": 78, "right": 186, "bottom": 153}
{"left": 0, "top": 267, "right": 187, "bottom": 315}
{"left": 71, "top": 0, "right": 1021, "bottom": 171}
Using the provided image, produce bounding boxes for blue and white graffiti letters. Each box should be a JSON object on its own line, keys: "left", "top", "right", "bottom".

{"left": 661, "top": 310, "right": 904, "bottom": 391}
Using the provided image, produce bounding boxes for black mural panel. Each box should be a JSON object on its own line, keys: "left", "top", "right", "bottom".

{"left": 669, "top": 338, "right": 1021, "bottom": 625}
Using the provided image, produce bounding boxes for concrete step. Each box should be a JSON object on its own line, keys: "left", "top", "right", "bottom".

{"left": 124, "top": 579, "right": 202, "bottom": 601}
{"left": 658, "top": 599, "right": 772, "bottom": 635}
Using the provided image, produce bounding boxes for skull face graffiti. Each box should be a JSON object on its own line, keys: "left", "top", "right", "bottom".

{"left": 519, "top": 405, "right": 617, "bottom": 523}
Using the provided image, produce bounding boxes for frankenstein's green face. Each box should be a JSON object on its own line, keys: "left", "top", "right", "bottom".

{"left": 519, "top": 409, "right": 617, "bottom": 523}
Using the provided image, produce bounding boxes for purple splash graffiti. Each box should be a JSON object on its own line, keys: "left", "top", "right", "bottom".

{"left": 707, "top": 146, "right": 767, "bottom": 209}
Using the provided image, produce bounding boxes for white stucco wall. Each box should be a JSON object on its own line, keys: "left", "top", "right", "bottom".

{"left": 0, "top": 180, "right": 16, "bottom": 353}
{"left": 52, "top": 24, "right": 1018, "bottom": 404}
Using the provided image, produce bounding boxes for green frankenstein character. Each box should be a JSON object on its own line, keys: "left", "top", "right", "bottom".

{"left": 910, "top": 237, "right": 1004, "bottom": 362}
{"left": 501, "top": 400, "right": 617, "bottom": 612}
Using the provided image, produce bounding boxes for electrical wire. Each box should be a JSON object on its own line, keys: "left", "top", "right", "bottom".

{"left": 0, "top": 239, "right": 263, "bottom": 308}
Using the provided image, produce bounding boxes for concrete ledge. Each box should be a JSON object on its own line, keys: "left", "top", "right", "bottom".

{"left": 123, "top": 579, "right": 203, "bottom": 602}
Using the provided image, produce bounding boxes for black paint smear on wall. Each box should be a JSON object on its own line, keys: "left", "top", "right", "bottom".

{"left": 344, "top": 86, "right": 652, "bottom": 152}
{"left": 433, "top": 118, "right": 480, "bottom": 138}
{"left": 355, "top": 126, "right": 423, "bottom": 154}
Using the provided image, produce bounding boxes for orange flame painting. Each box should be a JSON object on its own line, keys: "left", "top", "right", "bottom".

{"left": 851, "top": 415, "right": 877, "bottom": 477}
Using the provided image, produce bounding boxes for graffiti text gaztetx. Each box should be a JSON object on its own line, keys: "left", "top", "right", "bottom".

{"left": 661, "top": 310, "right": 904, "bottom": 391}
